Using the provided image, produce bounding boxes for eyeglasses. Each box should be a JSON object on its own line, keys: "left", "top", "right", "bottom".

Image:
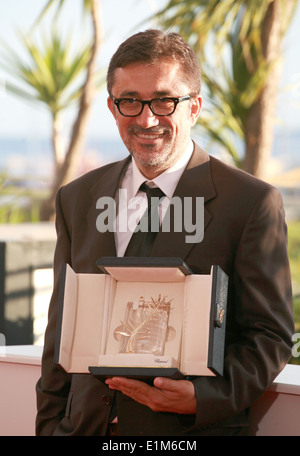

{"left": 112, "top": 95, "right": 191, "bottom": 117}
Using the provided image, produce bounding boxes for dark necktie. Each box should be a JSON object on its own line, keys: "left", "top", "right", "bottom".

{"left": 124, "top": 183, "right": 165, "bottom": 257}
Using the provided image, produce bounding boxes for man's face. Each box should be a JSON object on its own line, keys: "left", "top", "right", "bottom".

{"left": 107, "top": 61, "right": 202, "bottom": 178}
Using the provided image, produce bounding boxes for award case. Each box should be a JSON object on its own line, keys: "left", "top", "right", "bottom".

{"left": 54, "top": 257, "right": 228, "bottom": 379}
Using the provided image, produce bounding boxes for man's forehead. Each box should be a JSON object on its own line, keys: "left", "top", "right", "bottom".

{"left": 111, "top": 62, "right": 187, "bottom": 97}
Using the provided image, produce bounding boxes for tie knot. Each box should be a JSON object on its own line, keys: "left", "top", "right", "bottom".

{"left": 124, "top": 182, "right": 164, "bottom": 257}
{"left": 140, "top": 182, "right": 165, "bottom": 200}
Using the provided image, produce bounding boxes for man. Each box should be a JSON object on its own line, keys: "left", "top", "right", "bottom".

{"left": 36, "top": 29, "right": 294, "bottom": 436}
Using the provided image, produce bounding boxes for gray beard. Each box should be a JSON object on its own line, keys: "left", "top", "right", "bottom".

{"left": 126, "top": 126, "right": 174, "bottom": 168}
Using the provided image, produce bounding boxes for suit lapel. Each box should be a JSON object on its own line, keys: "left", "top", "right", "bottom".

{"left": 87, "top": 156, "right": 131, "bottom": 259}
{"left": 151, "top": 143, "right": 216, "bottom": 259}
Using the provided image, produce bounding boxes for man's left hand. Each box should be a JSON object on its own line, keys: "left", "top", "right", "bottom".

{"left": 105, "top": 376, "right": 197, "bottom": 414}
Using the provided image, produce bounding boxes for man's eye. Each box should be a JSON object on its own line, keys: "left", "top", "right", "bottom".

{"left": 155, "top": 98, "right": 173, "bottom": 106}
{"left": 119, "top": 99, "right": 139, "bottom": 108}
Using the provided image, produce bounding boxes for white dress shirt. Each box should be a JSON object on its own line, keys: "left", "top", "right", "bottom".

{"left": 115, "top": 140, "right": 194, "bottom": 256}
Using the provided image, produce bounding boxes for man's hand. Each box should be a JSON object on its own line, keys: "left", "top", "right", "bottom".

{"left": 105, "top": 376, "right": 197, "bottom": 414}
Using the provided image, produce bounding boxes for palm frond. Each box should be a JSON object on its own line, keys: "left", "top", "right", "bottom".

{"left": 153, "top": 0, "right": 292, "bottom": 167}
{"left": 31, "top": 0, "right": 66, "bottom": 29}
{"left": 0, "top": 26, "right": 92, "bottom": 116}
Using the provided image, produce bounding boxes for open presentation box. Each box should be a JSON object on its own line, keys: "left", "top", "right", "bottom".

{"left": 54, "top": 257, "right": 228, "bottom": 380}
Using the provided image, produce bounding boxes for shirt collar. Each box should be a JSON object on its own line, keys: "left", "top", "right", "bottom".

{"left": 131, "top": 139, "right": 194, "bottom": 199}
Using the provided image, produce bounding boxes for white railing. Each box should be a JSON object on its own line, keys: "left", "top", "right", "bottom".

{"left": 0, "top": 345, "right": 299, "bottom": 436}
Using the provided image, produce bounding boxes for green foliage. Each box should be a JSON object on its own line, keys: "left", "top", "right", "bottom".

{"left": 0, "top": 27, "right": 92, "bottom": 118}
{"left": 287, "top": 220, "right": 300, "bottom": 364}
{"left": 0, "top": 201, "right": 40, "bottom": 224}
{"left": 33, "top": 0, "right": 94, "bottom": 27}
{"left": 0, "top": 173, "right": 46, "bottom": 223}
{"left": 287, "top": 221, "right": 300, "bottom": 323}
{"left": 155, "top": 0, "right": 298, "bottom": 166}
{"left": 288, "top": 220, "right": 300, "bottom": 292}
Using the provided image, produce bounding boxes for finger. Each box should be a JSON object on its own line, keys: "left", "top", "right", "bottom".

{"left": 153, "top": 377, "right": 183, "bottom": 391}
{"left": 105, "top": 377, "right": 152, "bottom": 397}
{"left": 106, "top": 377, "right": 158, "bottom": 409}
{"left": 105, "top": 376, "right": 128, "bottom": 392}
{"left": 105, "top": 376, "right": 145, "bottom": 389}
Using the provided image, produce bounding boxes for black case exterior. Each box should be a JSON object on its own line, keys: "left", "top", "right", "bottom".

{"left": 54, "top": 257, "right": 228, "bottom": 378}
{"left": 89, "top": 366, "right": 184, "bottom": 382}
{"left": 96, "top": 256, "right": 193, "bottom": 275}
{"left": 207, "top": 265, "right": 228, "bottom": 376}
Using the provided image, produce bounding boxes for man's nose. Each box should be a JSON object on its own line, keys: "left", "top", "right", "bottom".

{"left": 135, "top": 104, "right": 160, "bottom": 128}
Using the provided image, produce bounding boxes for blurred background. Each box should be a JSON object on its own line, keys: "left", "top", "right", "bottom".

{"left": 0, "top": 0, "right": 299, "bottom": 362}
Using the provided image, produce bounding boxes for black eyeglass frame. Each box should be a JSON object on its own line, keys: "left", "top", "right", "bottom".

{"left": 112, "top": 95, "right": 192, "bottom": 117}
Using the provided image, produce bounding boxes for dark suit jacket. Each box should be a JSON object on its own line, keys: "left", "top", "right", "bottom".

{"left": 36, "top": 143, "right": 294, "bottom": 436}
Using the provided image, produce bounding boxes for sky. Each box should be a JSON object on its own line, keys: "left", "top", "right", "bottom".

{"left": 0, "top": 0, "right": 300, "bottom": 142}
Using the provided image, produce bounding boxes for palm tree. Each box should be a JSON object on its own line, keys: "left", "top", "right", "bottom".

{"left": 155, "top": 0, "right": 297, "bottom": 178}
{"left": 2, "top": 28, "right": 91, "bottom": 165}
{"left": 0, "top": 0, "right": 103, "bottom": 220}
{"left": 0, "top": 27, "right": 94, "bottom": 218}
{"left": 33, "top": 0, "right": 103, "bottom": 220}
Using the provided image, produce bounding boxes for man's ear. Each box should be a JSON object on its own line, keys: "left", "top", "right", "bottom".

{"left": 190, "top": 95, "right": 202, "bottom": 126}
{"left": 107, "top": 96, "right": 117, "bottom": 120}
